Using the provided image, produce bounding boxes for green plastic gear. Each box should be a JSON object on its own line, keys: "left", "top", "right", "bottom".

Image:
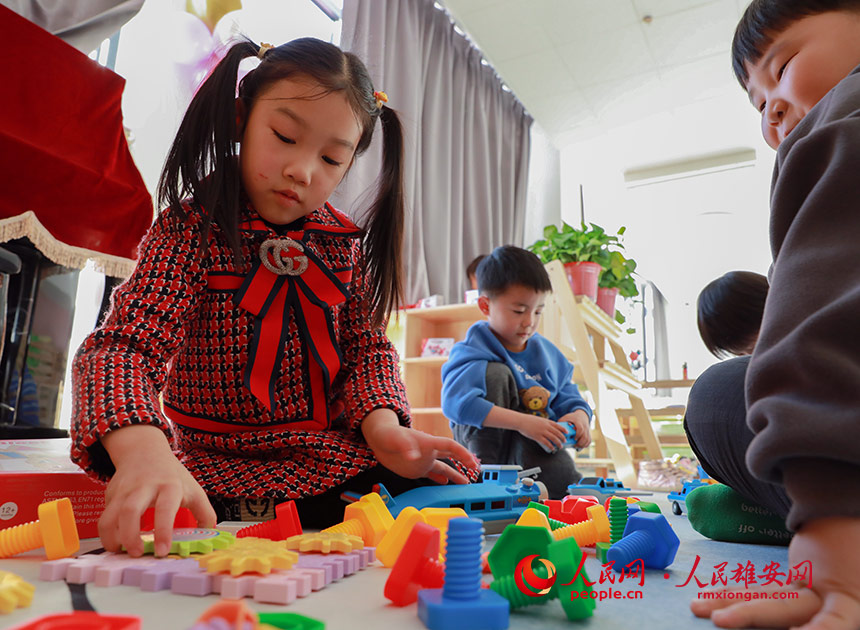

{"left": 134, "top": 528, "right": 236, "bottom": 557}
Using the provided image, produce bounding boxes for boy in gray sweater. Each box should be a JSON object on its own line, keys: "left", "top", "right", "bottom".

{"left": 686, "top": 1, "right": 860, "bottom": 627}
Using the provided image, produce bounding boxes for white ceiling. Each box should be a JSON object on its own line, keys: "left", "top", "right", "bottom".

{"left": 441, "top": 0, "right": 750, "bottom": 149}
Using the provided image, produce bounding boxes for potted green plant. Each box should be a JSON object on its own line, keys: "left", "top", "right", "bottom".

{"left": 598, "top": 249, "right": 639, "bottom": 319}
{"left": 529, "top": 222, "right": 619, "bottom": 301}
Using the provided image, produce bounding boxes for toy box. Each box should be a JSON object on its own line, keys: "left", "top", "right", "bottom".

{"left": 0, "top": 438, "right": 105, "bottom": 538}
{"left": 420, "top": 337, "right": 455, "bottom": 358}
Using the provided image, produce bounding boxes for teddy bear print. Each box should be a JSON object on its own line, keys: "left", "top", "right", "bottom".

{"left": 519, "top": 385, "right": 550, "bottom": 418}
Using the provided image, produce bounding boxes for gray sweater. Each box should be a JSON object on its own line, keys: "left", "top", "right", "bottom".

{"left": 746, "top": 64, "right": 860, "bottom": 531}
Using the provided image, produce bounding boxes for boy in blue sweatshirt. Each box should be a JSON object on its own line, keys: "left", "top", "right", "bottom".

{"left": 441, "top": 245, "right": 592, "bottom": 498}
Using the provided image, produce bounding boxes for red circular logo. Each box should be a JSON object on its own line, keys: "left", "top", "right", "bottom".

{"left": 514, "top": 554, "right": 557, "bottom": 597}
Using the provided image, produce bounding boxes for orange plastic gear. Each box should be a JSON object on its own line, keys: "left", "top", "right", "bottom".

{"left": 285, "top": 532, "right": 364, "bottom": 554}
{"left": 0, "top": 570, "right": 35, "bottom": 613}
{"left": 196, "top": 537, "right": 299, "bottom": 576}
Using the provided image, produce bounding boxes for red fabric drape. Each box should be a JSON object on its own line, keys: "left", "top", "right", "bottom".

{"left": 0, "top": 5, "right": 151, "bottom": 260}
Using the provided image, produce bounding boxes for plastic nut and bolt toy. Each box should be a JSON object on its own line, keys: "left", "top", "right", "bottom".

{"left": 322, "top": 492, "right": 393, "bottom": 546}
{"left": 417, "top": 518, "right": 509, "bottom": 630}
{"left": 236, "top": 500, "right": 302, "bottom": 541}
{"left": 385, "top": 522, "right": 445, "bottom": 606}
{"left": 607, "top": 511, "right": 680, "bottom": 571}
{"left": 0, "top": 498, "right": 79, "bottom": 560}
{"left": 552, "top": 504, "right": 610, "bottom": 547}
{"left": 490, "top": 537, "right": 596, "bottom": 620}
{"left": 608, "top": 497, "right": 629, "bottom": 545}
{"left": 524, "top": 502, "right": 568, "bottom": 530}
{"left": 376, "top": 506, "right": 427, "bottom": 568}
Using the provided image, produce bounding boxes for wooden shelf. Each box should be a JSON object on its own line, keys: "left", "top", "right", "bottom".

{"left": 643, "top": 379, "right": 696, "bottom": 389}
{"left": 411, "top": 407, "right": 444, "bottom": 415}
{"left": 401, "top": 303, "right": 482, "bottom": 322}
{"left": 402, "top": 304, "right": 483, "bottom": 426}
{"left": 402, "top": 357, "right": 447, "bottom": 367}
{"left": 542, "top": 260, "right": 666, "bottom": 487}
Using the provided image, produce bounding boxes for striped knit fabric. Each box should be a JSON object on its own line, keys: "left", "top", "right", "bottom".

{"left": 71, "top": 203, "right": 475, "bottom": 498}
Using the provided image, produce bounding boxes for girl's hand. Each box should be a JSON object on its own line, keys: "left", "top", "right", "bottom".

{"left": 99, "top": 425, "right": 216, "bottom": 557}
{"left": 362, "top": 409, "right": 480, "bottom": 484}
{"left": 559, "top": 409, "right": 592, "bottom": 449}
{"left": 517, "top": 414, "right": 568, "bottom": 452}
{"left": 690, "top": 516, "right": 860, "bottom": 629}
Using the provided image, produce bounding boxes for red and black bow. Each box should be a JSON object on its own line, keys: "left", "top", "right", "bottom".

{"left": 208, "top": 205, "right": 361, "bottom": 429}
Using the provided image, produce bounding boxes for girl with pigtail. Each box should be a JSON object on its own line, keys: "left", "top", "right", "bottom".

{"left": 71, "top": 37, "right": 480, "bottom": 556}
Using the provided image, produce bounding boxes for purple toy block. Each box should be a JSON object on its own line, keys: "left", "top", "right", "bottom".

{"left": 342, "top": 553, "right": 359, "bottom": 575}
{"left": 281, "top": 569, "right": 313, "bottom": 596}
{"left": 289, "top": 567, "right": 326, "bottom": 591}
{"left": 94, "top": 557, "right": 158, "bottom": 587}
{"left": 39, "top": 558, "right": 76, "bottom": 581}
{"left": 66, "top": 558, "right": 106, "bottom": 584}
{"left": 139, "top": 559, "right": 200, "bottom": 591}
{"left": 171, "top": 571, "right": 214, "bottom": 597}
{"left": 215, "top": 574, "right": 259, "bottom": 599}
{"left": 358, "top": 548, "right": 375, "bottom": 568}
{"left": 252, "top": 574, "right": 299, "bottom": 605}
{"left": 297, "top": 554, "right": 341, "bottom": 581}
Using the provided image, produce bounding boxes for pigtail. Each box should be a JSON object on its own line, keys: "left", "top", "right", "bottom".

{"left": 157, "top": 39, "right": 259, "bottom": 259}
{"left": 362, "top": 105, "right": 405, "bottom": 329}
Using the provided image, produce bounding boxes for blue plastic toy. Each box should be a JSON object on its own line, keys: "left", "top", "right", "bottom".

{"left": 606, "top": 511, "right": 680, "bottom": 571}
{"left": 540, "top": 422, "right": 577, "bottom": 453}
{"left": 387, "top": 465, "right": 546, "bottom": 526}
{"left": 667, "top": 479, "right": 709, "bottom": 515}
{"left": 417, "top": 518, "right": 509, "bottom": 630}
{"left": 566, "top": 476, "right": 645, "bottom": 502}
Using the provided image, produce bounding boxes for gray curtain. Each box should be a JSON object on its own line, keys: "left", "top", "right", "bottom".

{"left": 334, "top": 0, "right": 533, "bottom": 304}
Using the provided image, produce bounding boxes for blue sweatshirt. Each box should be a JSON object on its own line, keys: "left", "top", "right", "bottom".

{"left": 441, "top": 321, "right": 592, "bottom": 427}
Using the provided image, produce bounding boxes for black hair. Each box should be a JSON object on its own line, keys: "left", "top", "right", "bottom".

{"left": 477, "top": 246, "right": 552, "bottom": 298}
{"left": 157, "top": 37, "right": 404, "bottom": 328}
{"left": 465, "top": 255, "right": 486, "bottom": 281}
{"left": 697, "top": 270, "right": 769, "bottom": 358}
{"left": 732, "top": 0, "right": 860, "bottom": 88}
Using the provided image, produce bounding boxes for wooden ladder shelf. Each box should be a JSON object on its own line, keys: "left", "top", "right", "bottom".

{"left": 541, "top": 260, "right": 664, "bottom": 488}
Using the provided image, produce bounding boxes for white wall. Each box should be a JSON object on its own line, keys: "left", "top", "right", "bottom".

{"left": 559, "top": 93, "right": 775, "bottom": 379}
{"left": 523, "top": 122, "right": 561, "bottom": 248}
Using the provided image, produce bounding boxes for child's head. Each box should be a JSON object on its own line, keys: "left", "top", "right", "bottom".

{"left": 477, "top": 246, "right": 552, "bottom": 352}
{"left": 732, "top": 0, "right": 860, "bottom": 149}
{"left": 159, "top": 37, "right": 405, "bottom": 327}
{"left": 465, "top": 255, "right": 486, "bottom": 290}
{"left": 697, "top": 270, "right": 769, "bottom": 358}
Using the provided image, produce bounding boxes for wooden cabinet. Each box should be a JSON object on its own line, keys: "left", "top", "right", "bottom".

{"left": 401, "top": 303, "right": 482, "bottom": 439}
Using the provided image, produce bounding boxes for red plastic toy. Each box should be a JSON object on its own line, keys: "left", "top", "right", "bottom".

{"left": 8, "top": 612, "right": 141, "bottom": 629}
{"left": 384, "top": 522, "right": 445, "bottom": 606}
{"left": 139, "top": 507, "right": 197, "bottom": 532}
{"left": 236, "top": 500, "right": 302, "bottom": 541}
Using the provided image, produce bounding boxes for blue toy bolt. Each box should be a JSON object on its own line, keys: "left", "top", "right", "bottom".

{"left": 417, "top": 517, "right": 510, "bottom": 630}
{"left": 607, "top": 511, "right": 680, "bottom": 572}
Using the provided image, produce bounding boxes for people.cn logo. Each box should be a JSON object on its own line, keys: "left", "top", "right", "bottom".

{"left": 514, "top": 554, "right": 557, "bottom": 597}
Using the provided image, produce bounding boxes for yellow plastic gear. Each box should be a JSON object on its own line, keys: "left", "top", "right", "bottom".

{"left": 0, "top": 571, "right": 35, "bottom": 614}
{"left": 196, "top": 537, "right": 299, "bottom": 576}
{"left": 285, "top": 532, "right": 364, "bottom": 554}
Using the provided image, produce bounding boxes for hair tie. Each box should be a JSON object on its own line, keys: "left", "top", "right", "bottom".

{"left": 374, "top": 90, "right": 388, "bottom": 110}
{"left": 258, "top": 42, "right": 274, "bottom": 60}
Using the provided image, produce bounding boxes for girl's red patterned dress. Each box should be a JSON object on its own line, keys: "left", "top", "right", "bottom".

{"left": 71, "top": 203, "right": 467, "bottom": 499}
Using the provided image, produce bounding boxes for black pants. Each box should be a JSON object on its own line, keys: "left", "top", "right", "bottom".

{"left": 683, "top": 355, "right": 791, "bottom": 518}
{"left": 451, "top": 362, "right": 581, "bottom": 499}
{"left": 210, "top": 464, "right": 436, "bottom": 530}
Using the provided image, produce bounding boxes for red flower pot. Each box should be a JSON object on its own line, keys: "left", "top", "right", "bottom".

{"left": 563, "top": 262, "right": 601, "bottom": 301}
{"left": 597, "top": 287, "right": 620, "bottom": 318}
